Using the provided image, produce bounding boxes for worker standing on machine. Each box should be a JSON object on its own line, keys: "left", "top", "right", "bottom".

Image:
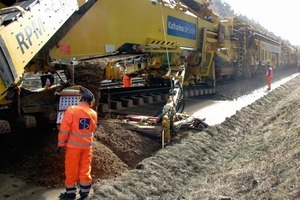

{"left": 57, "top": 87, "right": 98, "bottom": 200}
{"left": 266, "top": 64, "right": 273, "bottom": 90}
{"left": 123, "top": 74, "right": 132, "bottom": 87}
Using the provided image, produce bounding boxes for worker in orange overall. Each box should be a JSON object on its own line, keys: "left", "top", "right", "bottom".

{"left": 266, "top": 64, "right": 273, "bottom": 90}
{"left": 57, "top": 86, "right": 98, "bottom": 200}
{"left": 123, "top": 74, "right": 132, "bottom": 87}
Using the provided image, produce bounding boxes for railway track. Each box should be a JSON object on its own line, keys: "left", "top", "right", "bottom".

{"left": 23, "top": 73, "right": 216, "bottom": 117}
{"left": 98, "top": 84, "right": 216, "bottom": 117}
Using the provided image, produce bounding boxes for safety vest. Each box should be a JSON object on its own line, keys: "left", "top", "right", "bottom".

{"left": 123, "top": 75, "right": 132, "bottom": 87}
{"left": 266, "top": 67, "right": 273, "bottom": 79}
{"left": 58, "top": 102, "right": 97, "bottom": 149}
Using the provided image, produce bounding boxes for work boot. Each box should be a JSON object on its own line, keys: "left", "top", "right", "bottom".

{"left": 80, "top": 195, "right": 89, "bottom": 200}
{"left": 59, "top": 192, "right": 76, "bottom": 200}
{"left": 79, "top": 191, "right": 89, "bottom": 200}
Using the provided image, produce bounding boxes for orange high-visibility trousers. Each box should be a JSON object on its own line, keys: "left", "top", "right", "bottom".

{"left": 267, "top": 77, "right": 272, "bottom": 89}
{"left": 65, "top": 148, "right": 92, "bottom": 192}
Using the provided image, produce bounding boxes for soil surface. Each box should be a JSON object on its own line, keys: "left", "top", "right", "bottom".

{"left": 0, "top": 67, "right": 299, "bottom": 199}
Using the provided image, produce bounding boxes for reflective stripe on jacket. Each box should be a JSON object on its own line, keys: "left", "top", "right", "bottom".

{"left": 58, "top": 102, "right": 97, "bottom": 149}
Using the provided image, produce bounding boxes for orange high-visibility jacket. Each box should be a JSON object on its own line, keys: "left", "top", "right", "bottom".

{"left": 58, "top": 102, "right": 97, "bottom": 149}
{"left": 266, "top": 67, "right": 273, "bottom": 79}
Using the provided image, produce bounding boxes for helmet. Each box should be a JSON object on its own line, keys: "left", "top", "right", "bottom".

{"left": 81, "top": 92, "right": 94, "bottom": 103}
{"left": 80, "top": 86, "right": 94, "bottom": 104}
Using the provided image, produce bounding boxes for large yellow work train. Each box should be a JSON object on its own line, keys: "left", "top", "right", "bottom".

{"left": 0, "top": 0, "right": 298, "bottom": 134}
{"left": 48, "top": 0, "right": 299, "bottom": 86}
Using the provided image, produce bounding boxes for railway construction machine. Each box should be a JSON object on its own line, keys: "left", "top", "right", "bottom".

{"left": 49, "top": 0, "right": 300, "bottom": 84}
{"left": 0, "top": 0, "right": 298, "bottom": 142}
{"left": 0, "top": 0, "right": 212, "bottom": 142}
{"left": 53, "top": 0, "right": 219, "bottom": 143}
{"left": 0, "top": 0, "right": 89, "bottom": 134}
{"left": 49, "top": 0, "right": 299, "bottom": 142}
{"left": 218, "top": 16, "right": 299, "bottom": 79}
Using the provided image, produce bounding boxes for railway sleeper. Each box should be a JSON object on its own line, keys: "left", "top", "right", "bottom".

{"left": 132, "top": 97, "right": 144, "bottom": 105}
{"left": 184, "top": 87, "right": 216, "bottom": 97}
{"left": 105, "top": 88, "right": 216, "bottom": 112}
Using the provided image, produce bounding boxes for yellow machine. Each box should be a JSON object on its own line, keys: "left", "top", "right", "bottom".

{"left": 0, "top": 0, "right": 298, "bottom": 140}
{"left": 49, "top": 0, "right": 299, "bottom": 86}
{"left": 0, "top": 0, "right": 89, "bottom": 133}
{"left": 48, "top": 0, "right": 221, "bottom": 143}
{"left": 280, "top": 42, "right": 299, "bottom": 68}
{"left": 49, "top": 0, "right": 223, "bottom": 87}
{"left": 216, "top": 17, "right": 281, "bottom": 79}
{"left": 50, "top": 0, "right": 295, "bottom": 142}
{"left": 218, "top": 17, "right": 299, "bottom": 79}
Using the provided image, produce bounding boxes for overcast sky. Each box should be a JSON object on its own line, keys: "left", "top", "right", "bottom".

{"left": 222, "top": 0, "right": 300, "bottom": 46}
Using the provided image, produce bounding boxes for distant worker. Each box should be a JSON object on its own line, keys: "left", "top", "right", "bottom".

{"left": 57, "top": 86, "right": 98, "bottom": 200}
{"left": 123, "top": 74, "right": 132, "bottom": 87}
{"left": 265, "top": 64, "right": 273, "bottom": 90}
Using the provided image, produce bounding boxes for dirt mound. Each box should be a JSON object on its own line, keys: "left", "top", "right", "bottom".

{"left": 95, "top": 120, "right": 161, "bottom": 169}
{"left": 0, "top": 120, "right": 161, "bottom": 188}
